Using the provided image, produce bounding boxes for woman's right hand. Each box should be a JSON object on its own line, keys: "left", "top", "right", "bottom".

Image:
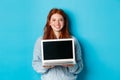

{"left": 43, "top": 65, "right": 54, "bottom": 68}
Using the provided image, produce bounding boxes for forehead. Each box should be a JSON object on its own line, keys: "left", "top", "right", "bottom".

{"left": 51, "top": 13, "right": 63, "bottom": 19}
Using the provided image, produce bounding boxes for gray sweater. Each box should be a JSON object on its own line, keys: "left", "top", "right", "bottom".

{"left": 32, "top": 36, "right": 83, "bottom": 80}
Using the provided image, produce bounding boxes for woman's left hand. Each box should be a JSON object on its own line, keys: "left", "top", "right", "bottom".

{"left": 62, "top": 64, "right": 74, "bottom": 67}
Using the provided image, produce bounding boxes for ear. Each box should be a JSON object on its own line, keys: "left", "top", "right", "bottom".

{"left": 49, "top": 21, "right": 51, "bottom": 26}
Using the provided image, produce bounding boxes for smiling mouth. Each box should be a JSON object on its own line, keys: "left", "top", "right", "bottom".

{"left": 55, "top": 26, "right": 61, "bottom": 29}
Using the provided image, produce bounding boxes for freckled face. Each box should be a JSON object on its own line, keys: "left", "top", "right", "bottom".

{"left": 49, "top": 13, "right": 64, "bottom": 32}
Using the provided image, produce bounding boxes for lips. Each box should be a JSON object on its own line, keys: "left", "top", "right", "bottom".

{"left": 54, "top": 25, "right": 61, "bottom": 29}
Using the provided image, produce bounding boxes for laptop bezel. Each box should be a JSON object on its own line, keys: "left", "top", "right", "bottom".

{"left": 41, "top": 38, "right": 76, "bottom": 66}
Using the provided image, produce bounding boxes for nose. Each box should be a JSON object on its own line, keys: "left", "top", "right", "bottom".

{"left": 55, "top": 20, "right": 60, "bottom": 25}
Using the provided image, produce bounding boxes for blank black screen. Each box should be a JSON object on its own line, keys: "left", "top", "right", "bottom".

{"left": 43, "top": 40, "right": 73, "bottom": 60}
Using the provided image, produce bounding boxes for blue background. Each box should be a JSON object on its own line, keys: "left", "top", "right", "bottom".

{"left": 0, "top": 0, "right": 120, "bottom": 80}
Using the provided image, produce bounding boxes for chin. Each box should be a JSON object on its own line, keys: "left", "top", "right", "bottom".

{"left": 56, "top": 29, "right": 62, "bottom": 32}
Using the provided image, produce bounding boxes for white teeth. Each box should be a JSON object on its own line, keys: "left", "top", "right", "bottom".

{"left": 55, "top": 26, "right": 60, "bottom": 29}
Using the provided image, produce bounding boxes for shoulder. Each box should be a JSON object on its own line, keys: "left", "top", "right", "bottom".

{"left": 34, "top": 36, "right": 43, "bottom": 46}
{"left": 71, "top": 35, "right": 81, "bottom": 47}
{"left": 71, "top": 36, "right": 78, "bottom": 43}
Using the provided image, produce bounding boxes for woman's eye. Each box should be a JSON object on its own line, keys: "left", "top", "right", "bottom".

{"left": 52, "top": 19, "right": 56, "bottom": 21}
{"left": 60, "top": 19, "right": 64, "bottom": 21}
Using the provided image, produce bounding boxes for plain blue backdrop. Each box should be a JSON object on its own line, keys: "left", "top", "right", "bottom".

{"left": 0, "top": 0, "right": 120, "bottom": 80}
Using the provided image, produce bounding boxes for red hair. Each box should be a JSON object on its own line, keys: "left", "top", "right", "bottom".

{"left": 43, "top": 8, "right": 71, "bottom": 39}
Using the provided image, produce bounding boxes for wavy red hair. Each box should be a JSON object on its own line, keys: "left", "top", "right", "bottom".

{"left": 43, "top": 8, "right": 71, "bottom": 39}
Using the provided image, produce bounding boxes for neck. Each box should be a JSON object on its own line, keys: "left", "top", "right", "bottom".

{"left": 54, "top": 31, "right": 60, "bottom": 39}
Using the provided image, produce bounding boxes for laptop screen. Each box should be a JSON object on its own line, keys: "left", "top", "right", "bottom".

{"left": 41, "top": 39, "right": 75, "bottom": 60}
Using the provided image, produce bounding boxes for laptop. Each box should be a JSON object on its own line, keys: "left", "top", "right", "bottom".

{"left": 41, "top": 38, "right": 76, "bottom": 66}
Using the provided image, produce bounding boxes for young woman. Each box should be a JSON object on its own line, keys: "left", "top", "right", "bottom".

{"left": 32, "top": 8, "right": 83, "bottom": 80}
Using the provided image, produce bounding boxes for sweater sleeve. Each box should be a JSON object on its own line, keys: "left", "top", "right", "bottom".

{"left": 32, "top": 38, "right": 48, "bottom": 74}
{"left": 68, "top": 37, "right": 83, "bottom": 74}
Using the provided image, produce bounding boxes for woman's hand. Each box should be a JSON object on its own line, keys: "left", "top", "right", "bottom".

{"left": 43, "top": 65, "right": 54, "bottom": 68}
{"left": 62, "top": 64, "right": 74, "bottom": 67}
